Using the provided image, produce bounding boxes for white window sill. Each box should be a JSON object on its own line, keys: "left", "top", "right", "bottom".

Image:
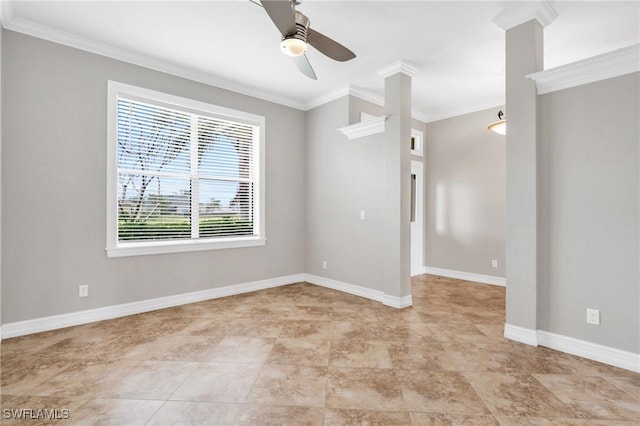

{"left": 106, "top": 237, "right": 266, "bottom": 258}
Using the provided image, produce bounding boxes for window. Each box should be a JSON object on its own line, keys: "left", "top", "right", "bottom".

{"left": 106, "top": 81, "right": 265, "bottom": 257}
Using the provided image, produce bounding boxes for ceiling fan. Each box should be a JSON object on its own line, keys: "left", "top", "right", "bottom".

{"left": 257, "top": 0, "right": 356, "bottom": 80}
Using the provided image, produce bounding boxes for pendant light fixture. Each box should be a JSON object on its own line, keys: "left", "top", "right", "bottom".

{"left": 487, "top": 110, "right": 506, "bottom": 135}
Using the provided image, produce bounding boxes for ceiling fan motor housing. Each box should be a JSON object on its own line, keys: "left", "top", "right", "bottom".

{"left": 281, "top": 11, "right": 310, "bottom": 56}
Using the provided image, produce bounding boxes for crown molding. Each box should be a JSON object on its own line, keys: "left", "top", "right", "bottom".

{"left": 349, "top": 85, "right": 384, "bottom": 106}
{"left": 337, "top": 115, "right": 387, "bottom": 140}
{"left": 527, "top": 44, "right": 639, "bottom": 95}
{"left": 4, "top": 14, "right": 435, "bottom": 121}
{"left": 493, "top": 0, "right": 557, "bottom": 31}
{"left": 303, "top": 85, "right": 351, "bottom": 110}
{"left": 377, "top": 59, "right": 421, "bottom": 78}
{"left": 3, "top": 16, "right": 308, "bottom": 111}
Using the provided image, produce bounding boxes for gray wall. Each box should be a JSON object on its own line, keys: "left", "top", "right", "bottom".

{"left": 538, "top": 73, "right": 639, "bottom": 353}
{"left": 424, "top": 107, "right": 506, "bottom": 277}
{"left": 0, "top": 24, "right": 3, "bottom": 332}
{"left": 1, "top": 30, "right": 306, "bottom": 323}
{"left": 305, "top": 96, "right": 386, "bottom": 290}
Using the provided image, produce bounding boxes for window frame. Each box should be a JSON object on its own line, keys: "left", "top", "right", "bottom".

{"left": 106, "top": 81, "right": 266, "bottom": 258}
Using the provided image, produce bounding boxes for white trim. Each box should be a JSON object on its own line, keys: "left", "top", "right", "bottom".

{"left": 424, "top": 101, "right": 505, "bottom": 124}
{"left": 2, "top": 274, "right": 305, "bottom": 339}
{"left": 424, "top": 266, "right": 506, "bottom": 287}
{"left": 305, "top": 85, "right": 428, "bottom": 123}
{"left": 528, "top": 44, "right": 640, "bottom": 95}
{"left": 304, "top": 85, "right": 351, "bottom": 111}
{"left": 349, "top": 85, "right": 384, "bottom": 107}
{"left": 383, "top": 294, "right": 413, "bottom": 309}
{"left": 504, "top": 323, "right": 538, "bottom": 346}
{"left": 492, "top": 0, "right": 558, "bottom": 31}
{"left": 538, "top": 330, "right": 640, "bottom": 374}
{"left": 377, "top": 59, "right": 421, "bottom": 78}
{"left": 304, "top": 274, "right": 384, "bottom": 303}
{"left": 337, "top": 116, "right": 387, "bottom": 140}
{"left": 107, "top": 237, "right": 266, "bottom": 258}
{"left": 503, "top": 325, "right": 640, "bottom": 373}
{"left": 3, "top": 16, "right": 306, "bottom": 111}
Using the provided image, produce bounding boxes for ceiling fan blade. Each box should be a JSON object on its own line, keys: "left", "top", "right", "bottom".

{"left": 261, "top": 0, "right": 296, "bottom": 36}
{"left": 307, "top": 29, "right": 356, "bottom": 62}
{"left": 294, "top": 54, "right": 317, "bottom": 80}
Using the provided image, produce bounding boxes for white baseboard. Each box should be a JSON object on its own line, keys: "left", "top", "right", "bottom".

{"left": 383, "top": 294, "right": 413, "bottom": 309}
{"left": 304, "top": 274, "right": 384, "bottom": 303}
{"left": 538, "top": 330, "right": 640, "bottom": 373}
{"left": 504, "top": 324, "right": 640, "bottom": 373}
{"left": 2, "top": 273, "right": 305, "bottom": 339}
{"left": 424, "top": 266, "right": 506, "bottom": 287}
{"left": 305, "top": 274, "right": 413, "bottom": 309}
{"left": 504, "top": 323, "right": 539, "bottom": 346}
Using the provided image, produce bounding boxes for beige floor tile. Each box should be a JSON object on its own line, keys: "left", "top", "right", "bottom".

{"left": 4, "top": 276, "right": 638, "bottom": 426}
{"left": 508, "top": 345, "right": 600, "bottom": 376}
{"left": 464, "top": 372, "right": 574, "bottom": 418}
{"left": 0, "top": 394, "right": 86, "bottom": 425}
{"left": 170, "top": 362, "right": 262, "bottom": 403}
{"left": 29, "top": 359, "right": 132, "bottom": 398}
{"left": 605, "top": 375, "right": 640, "bottom": 401}
{"left": 235, "top": 405, "right": 325, "bottom": 425}
{"left": 67, "top": 398, "right": 163, "bottom": 426}
{"left": 440, "top": 342, "right": 525, "bottom": 373}
{"left": 534, "top": 374, "right": 640, "bottom": 421}
{"left": 279, "top": 320, "right": 335, "bottom": 339}
{"left": 145, "top": 401, "right": 243, "bottom": 425}
{"left": 325, "top": 408, "right": 412, "bottom": 425}
{"left": 287, "top": 305, "right": 334, "bottom": 321}
{"left": 1, "top": 354, "right": 78, "bottom": 395}
{"left": 326, "top": 367, "right": 406, "bottom": 411}
{"left": 329, "top": 339, "right": 393, "bottom": 369}
{"left": 99, "top": 360, "right": 197, "bottom": 400}
{"left": 207, "top": 336, "right": 275, "bottom": 363}
{"left": 410, "top": 412, "right": 499, "bottom": 425}
{"left": 247, "top": 364, "right": 327, "bottom": 406}
{"left": 428, "top": 323, "right": 494, "bottom": 344}
{"left": 267, "top": 337, "right": 330, "bottom": 366}
{"left": 387, "top": 341, "right": 448, "bottom": 370}
{"left": 399, "top": 370, "right": 491, "bottom": 415}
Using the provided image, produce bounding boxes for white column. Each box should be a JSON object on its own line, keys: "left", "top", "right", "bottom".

{"left": 494, "top": 1, "right": 556, "bottom": 344}
{"left": 378, "top": 60, "right": 419, "bottom": 308}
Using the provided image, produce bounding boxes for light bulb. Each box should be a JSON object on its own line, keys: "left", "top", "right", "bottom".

{"left": 281, "top": 38, "right": 307, "bottom": 57}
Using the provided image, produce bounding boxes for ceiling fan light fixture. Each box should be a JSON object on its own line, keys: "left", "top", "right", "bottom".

{"left": 486, "top": 110, "right": 507, "bottom": 135}
{"left": 281, "top": 37, "right": 307, "bottom": 57}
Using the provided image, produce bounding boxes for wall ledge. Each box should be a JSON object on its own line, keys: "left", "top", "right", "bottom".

{"left": 528, "top": 44, "right": 639, "bottom": 95}
{"left": 337, "top": 115, "right": 387, "bottom": 140}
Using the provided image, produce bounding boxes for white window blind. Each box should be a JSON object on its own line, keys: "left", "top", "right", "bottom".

{"left": 107, "top": 81, "right": 265, "bottom": 257}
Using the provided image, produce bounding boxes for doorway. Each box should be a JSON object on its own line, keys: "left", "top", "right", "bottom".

{"left": 411, "top": 160, "right": 424, "bottom": 276}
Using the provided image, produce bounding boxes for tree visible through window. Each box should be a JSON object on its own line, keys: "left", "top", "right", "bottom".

{"left": 107, "top": 82, "right": 264, "bottom": 256}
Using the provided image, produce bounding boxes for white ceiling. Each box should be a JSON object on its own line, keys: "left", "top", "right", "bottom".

{"left": 2, "top": 1, "right": 639, "bottom": 121}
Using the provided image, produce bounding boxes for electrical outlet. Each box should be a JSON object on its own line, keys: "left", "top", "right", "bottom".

{"left": 491, "top": 259, "right": 498, "bottom": 268}
{"left": 360, "top": 210, "right": 366, "bottom": 220}
{"left": 322, "top": 260, "right": 328, "bottom": 270}
{"left": 586, "top": 308, "right": 600, "bottom": 325}
{"left": 79, "top": 284, "right": 89, "bottom": 298}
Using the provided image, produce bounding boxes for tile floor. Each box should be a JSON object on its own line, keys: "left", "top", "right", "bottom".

{"left": 1, "top": 274, "right": 638, "bottom": 425}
